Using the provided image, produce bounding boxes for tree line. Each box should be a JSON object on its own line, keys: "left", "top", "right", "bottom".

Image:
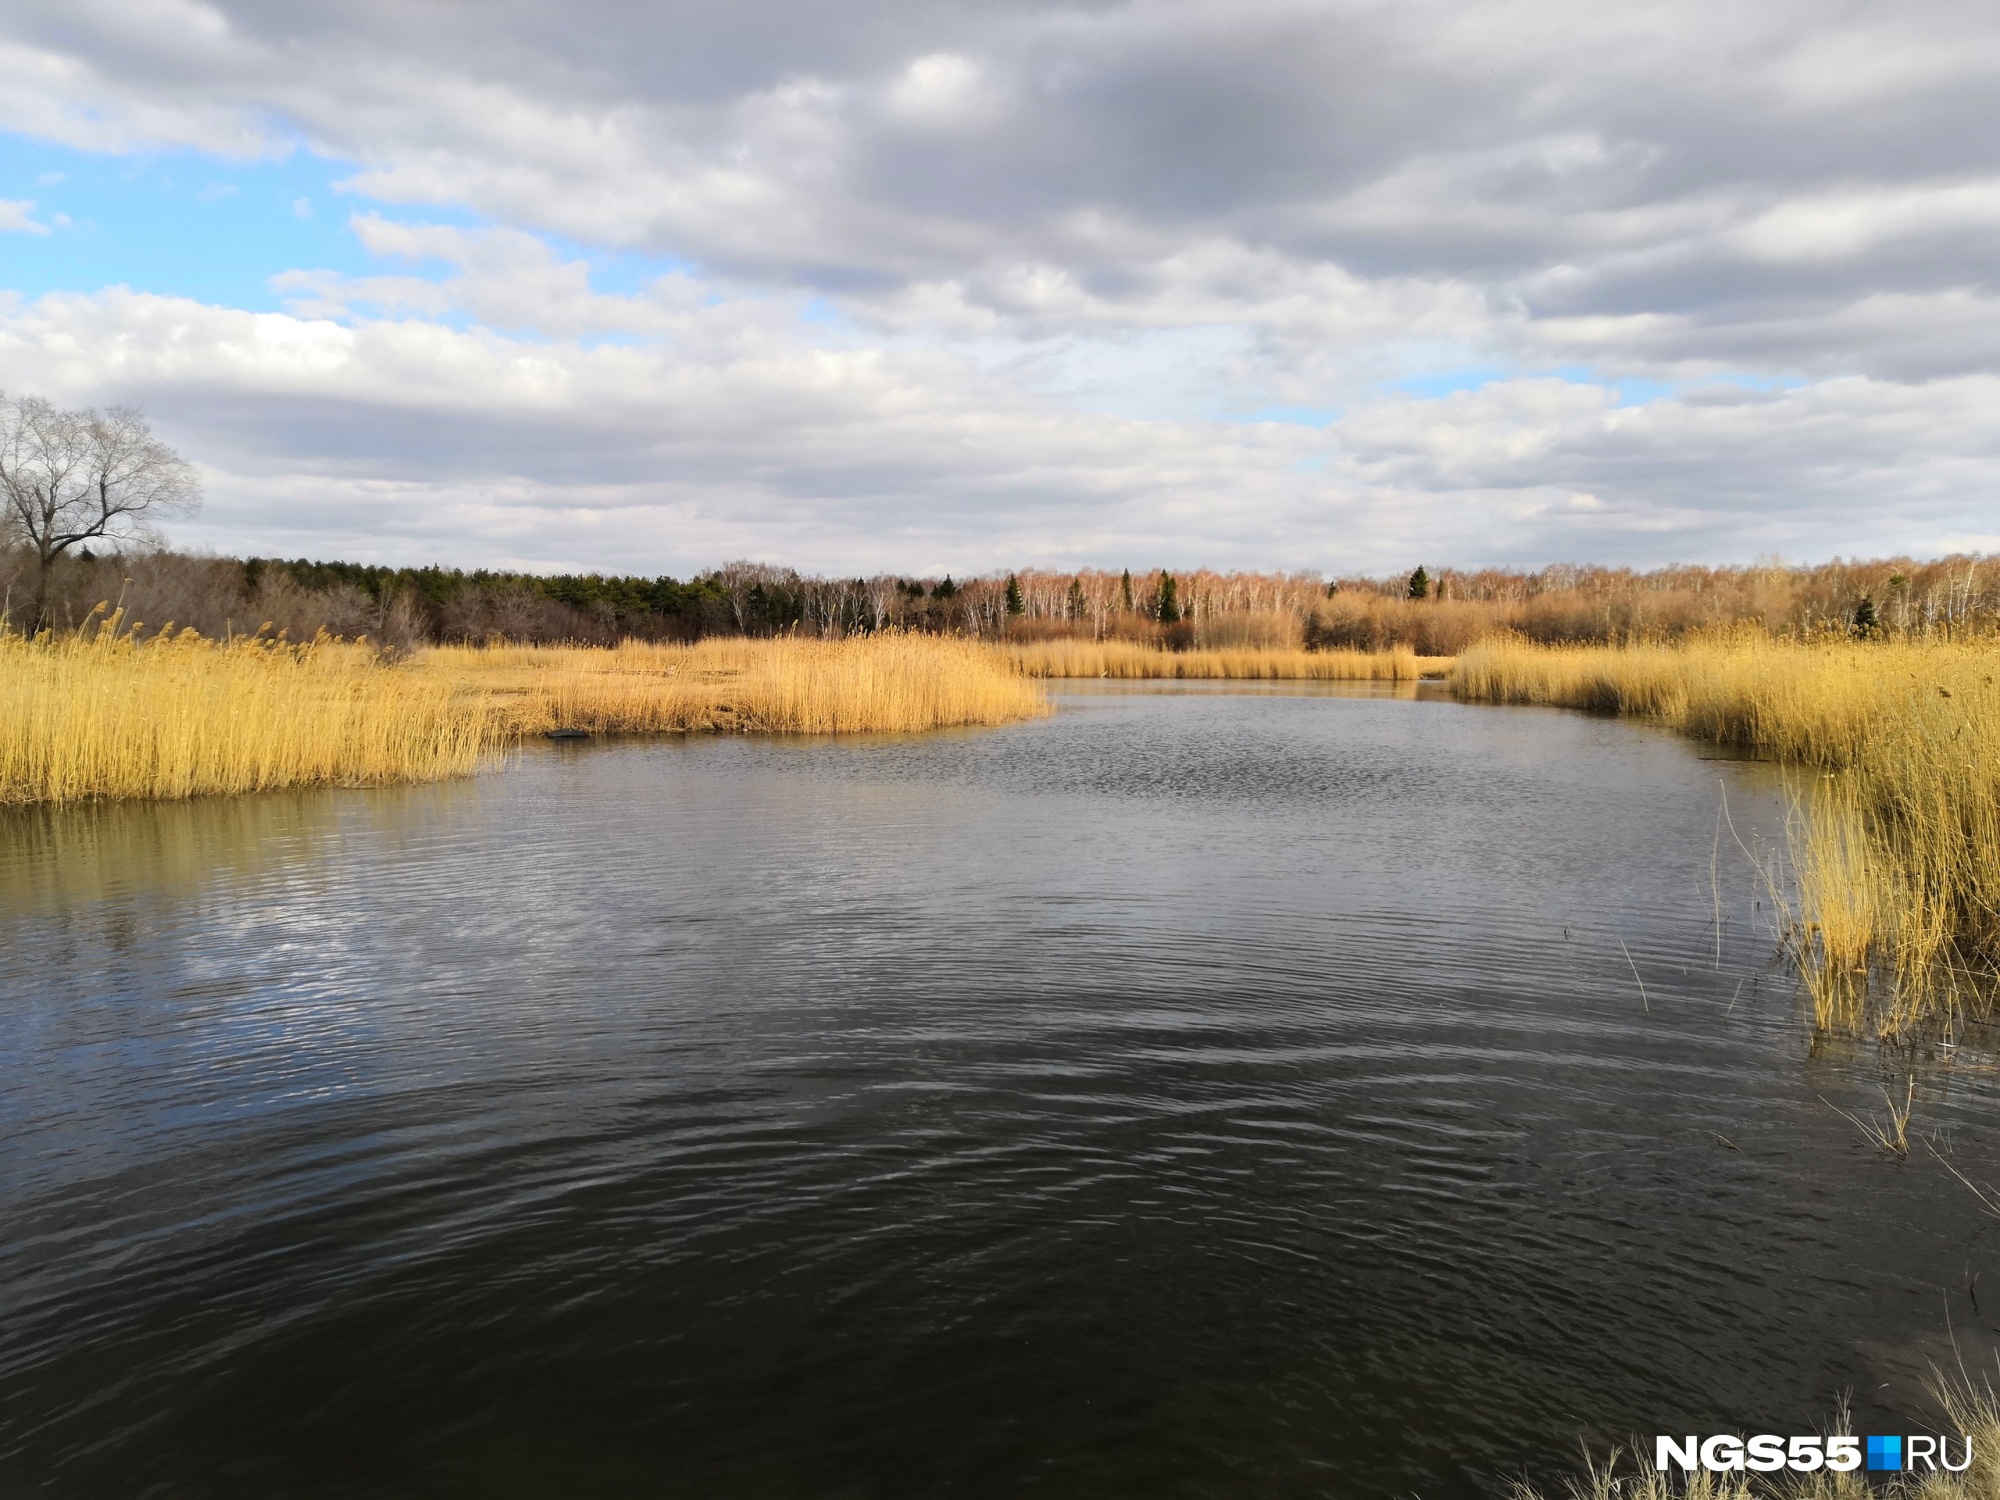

{"left": 8, "top": 546, "right": 1995, "bottom": 652}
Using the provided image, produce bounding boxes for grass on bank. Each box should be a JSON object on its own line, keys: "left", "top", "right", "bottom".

{"left": 1008, "top": 639, "right": 1447, "bottom": 680}
{"left": 1511, "top": 1377, "right": 2000, "bottom": 1499}
{"left": 0, "top": 622, "right": 1048, "bottom": 806}
{"left": 1454, "top": 634, "right": 2000, "bottom": 1036}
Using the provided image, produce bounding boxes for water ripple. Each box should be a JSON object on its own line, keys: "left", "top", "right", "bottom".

{"left": 2, "top": 686, "right": 1996, "bottom": 1497}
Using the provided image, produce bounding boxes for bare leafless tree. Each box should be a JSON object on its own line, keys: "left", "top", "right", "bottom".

{"left": 0, "top": 394, "right": 202, "bottom": 631}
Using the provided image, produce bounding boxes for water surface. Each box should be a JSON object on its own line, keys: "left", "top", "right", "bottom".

{"left": 4, "top": 683, "right": 1997, "bottom": 1497}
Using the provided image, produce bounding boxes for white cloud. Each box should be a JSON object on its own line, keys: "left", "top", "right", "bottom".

{"left": 0, "top": 199, "right": 50, "bottom": 234}
{"left": 1728, "top": 179, "right": 2000, "bottom": 264}
{"left": 0, "top": 282, "right": 1992, "bottom": 574}
{"left": 886, "top": 53, "right": 1002, "bottom": 130}
{"left": 271, "top": 217, "right": 723, "bottom": 337}
{"left": 0, "top": 0, "right": 1998, "bottom": 565}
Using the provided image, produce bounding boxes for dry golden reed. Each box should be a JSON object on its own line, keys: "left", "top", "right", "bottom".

{"left": 416, "top": 633, "right": 1048, "bottom": 736}
{"left": 0, "top": 614, "right": 492, "bottom": 806}
{"left": 1454, "top": 633, "right": 2000, "bottom": 1035}
{"left": 1007, "top": 639, "right": 1445, "bottom": 680}
{"left": 1, "top": 623, "right": 1049, "bottom": 806}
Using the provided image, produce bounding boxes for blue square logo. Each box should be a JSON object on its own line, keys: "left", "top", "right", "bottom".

{"left": 1867, "top": 1436, "right": 1902, "bottom": 1472}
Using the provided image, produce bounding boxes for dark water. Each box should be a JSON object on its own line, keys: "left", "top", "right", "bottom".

{"left": 4, "top": 683, "right": 1999, "bottom": 1498}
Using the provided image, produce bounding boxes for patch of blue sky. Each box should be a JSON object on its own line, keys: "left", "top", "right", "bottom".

{"left": 0, "top": 131, "right": 694, "bottom": 316}
{"left": 1691, "top": 371, "right": 1807, "bottom": 393}
{"left": 1384, "top": 362, "right": 1798, "bottom": 406}
{"left": 529, "top": 234, "right": 697, "bottom": 299}
{"left": 576, "top": 332, "right": 653, "bottom": 351}
{"left": 0, "top": 133, "right": 394, "bottom": 307}
{"left": 1391, "top": 365, "right": 1509, "bottom": 399}
{"left": 1225, "top": 403, "right": 1338, "bottom": 426}
{"left": 1537, "top": 364, "right": 1678, "bottom": 405}
{"left": 1608, "top": 377, "right": 1675, "bottom": 405}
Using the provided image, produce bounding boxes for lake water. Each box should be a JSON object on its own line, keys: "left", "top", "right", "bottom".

{"left": 4, "top": 683, "right": 1998, "bottom": 1498}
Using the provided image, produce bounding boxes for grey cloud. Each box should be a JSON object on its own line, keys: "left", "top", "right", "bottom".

{"left": 13, "top": 2, "right": 2000, "bottom": 294}
{"left": 3, "top": 288, "right": 1994, "bottom": 576}
{"left": 5, "top": 0, "right": 2000, "bottom": 566}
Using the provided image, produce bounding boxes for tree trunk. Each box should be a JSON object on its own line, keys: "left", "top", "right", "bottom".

{"left": 28, "top": 544, "right": 54, "bottom": 636}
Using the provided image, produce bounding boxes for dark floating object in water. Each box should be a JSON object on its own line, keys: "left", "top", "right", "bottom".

{"left": 545, "top": 728, "right": 591, "bottom": 740}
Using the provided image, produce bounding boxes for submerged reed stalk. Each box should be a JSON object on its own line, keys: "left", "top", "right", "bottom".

{"left": 1006, "top": 639, "right": 1442, "bottom": 680}
{"left": 1453, "top": 634, "right": 2000, "bottom": 1035}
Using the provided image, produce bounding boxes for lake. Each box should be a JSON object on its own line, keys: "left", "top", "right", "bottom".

{"left": 3, "top": 682, "right": 1996, "bottom": 1497}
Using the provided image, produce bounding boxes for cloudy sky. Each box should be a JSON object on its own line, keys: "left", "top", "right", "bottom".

{"left": 1, "top": 0, "right": 1997, "bottom": 575}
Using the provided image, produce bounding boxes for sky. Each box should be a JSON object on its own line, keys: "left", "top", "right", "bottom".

{"left": 0, "top": 0, "right": 1998, "bottom": 576}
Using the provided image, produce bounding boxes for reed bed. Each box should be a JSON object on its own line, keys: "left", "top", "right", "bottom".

{"left": 1007, "top": 639, "right": 1446, "bottom": 680}
{"left": 0, "top": 615, "right": 493, "bottom": 806}
{"left": 2, "top": 626, "right": 1047, "bottom": 806}
{"left": 1454, "top": 634, "right": 2000, "bottom": 1035}
{"left": 416, "top": 634, "right": 1047, "bottom": 736}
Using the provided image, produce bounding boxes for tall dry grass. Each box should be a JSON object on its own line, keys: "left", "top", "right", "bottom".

{"left": 2, "top": 625, "right": 1047, "bottom": 806}
{"left": 0, "top": 613, "right": 493, "bottom": 806}
{"left": 1454, "top": 634, "right": 2000, "bottom": 1035}
{"left": 1007, "top": 639, "right": 1445, "bottom": 680}
{"left": 416, "top": 633, "right": 1047, "bottom": 735}
{"left": 1510, "top": 1375, "right": 2000, "bottom": 1499}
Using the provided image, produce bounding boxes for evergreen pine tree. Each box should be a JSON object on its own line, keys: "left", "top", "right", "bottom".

{"left": 1853, "top": 595, "right": 1880, "bottom": 636}
{"left": 1156, "top": 572, "right": 1181, "bottom": 624}
{"left": 1066, "top": 577, "right": 1087, "bottom": 620}
{"left": 1407, "top": 566, "right": 1430, "bottom": 600}
{"left": 1005, "top": 574, "right": 1025, "bottom": 615}
{"left": 1120, "top": 569, "right": 1134, "bottom": 612}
